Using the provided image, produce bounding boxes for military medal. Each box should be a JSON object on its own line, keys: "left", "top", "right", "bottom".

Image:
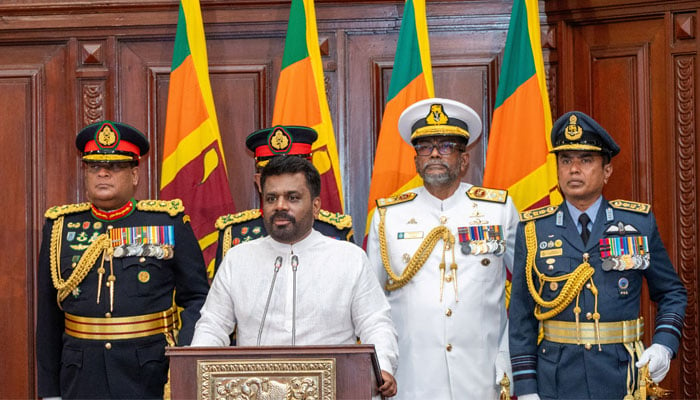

{"left": 458, "top": 225, "right": 505, "bottom": 256}
{"left": 618, "top": 277, "right": 629, "bottom": 297}
{"left": 599, "top": 235, "right": 649, "bottom": 271}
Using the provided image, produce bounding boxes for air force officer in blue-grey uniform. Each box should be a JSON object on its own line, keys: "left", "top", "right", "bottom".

{"left": 508, "top": 111, "right": 687, "bottom": 400}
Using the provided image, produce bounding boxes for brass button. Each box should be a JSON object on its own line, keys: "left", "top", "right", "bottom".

{"left": 107, "top": 225, "right": 113, "bottom": 230}
{"left": 445, "top": 275, "right": 453, "bottom": 283}
{"left": 549, "top": 282, "right": 559, "bottom": 291}
{"left": 105, "top": 342, "right": 112, "bottom": 350}
{"left": 481, "top": 258, "right": 490, "bottom": 266}
{"left": 139, "top": 257, "right": 146, "bottom": 263}
{"left": 541, "top": 348, "right": 546, "bottom": 354}
{"left": 585, "top": 283, "right": 591, "bottom": 289}
{"left": 105, "top": 312, "right": 112, "bottom": 318}
{"left": 547, "top": 265, "right": 554, "bottom": 270}
{"left": 402, "top": 253, "right": 411, "bottom": 264}
{"left": 71, "top": 262, "right": 77, "bottom": 268}
{"left": 446, "top": 308, "right": 452, "bottom": 317}
{"left": 440, "top": 216, "right": 448, "bottom": 225}
{"left": 586, "top": 312, "right": 593, "bottom": 320}
{"left": 446, "top": 344, "right": 452, "bottom": 352}
{"left": 584, "top": 343, "right": 592, "bottom": 350}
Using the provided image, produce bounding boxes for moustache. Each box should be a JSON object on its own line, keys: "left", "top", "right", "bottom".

{"left": 423, "top": 160, "right": 449, "bottom": 169}
{"left": 270, "top": 211, "right": 296, "bottom": 223}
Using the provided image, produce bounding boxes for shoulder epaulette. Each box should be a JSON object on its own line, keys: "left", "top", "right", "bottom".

{"left": 466, "top": 186, "right": 508, "bottom": 203}
{"left": 136, "top": 199, "right": 185, "bottom": 217}
{"left": 609, "top": 199, "right": 651, "bottom": 214}
{"left": 44, "top": 202, "right": 91, "bottom": 219}
{"left": 376, "top": 192, "right": 417, "bottom": 208}
{"left": 520, "top": 205, "right": 558, "bottom": 222}
{"left": 316, "top": 209, "right": 353, "bottom": 229}
{"left": 215, "top": 209, "right": 262, "bottom": 230}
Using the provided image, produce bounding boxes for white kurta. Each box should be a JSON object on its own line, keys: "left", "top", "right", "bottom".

{"left": 192, "top": 229, "right": 398, "bottom": 375}
{"left": 367, "top": 182, "right": 518, "bottom": 399}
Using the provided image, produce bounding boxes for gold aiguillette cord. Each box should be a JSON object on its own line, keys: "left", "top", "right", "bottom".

{"left": 103, "top": 247, "right": 115, "bottom": 312}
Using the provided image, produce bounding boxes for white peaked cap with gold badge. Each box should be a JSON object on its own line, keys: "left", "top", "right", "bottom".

{"left": 398, "top": 97, "right": 482, "bottom": 146}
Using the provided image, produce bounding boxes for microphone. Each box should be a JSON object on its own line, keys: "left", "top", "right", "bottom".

{"left": 291, "top": 254, "right": 299, "bottom": 346}
{"left": 257, "top": 256, "right": 283, "bottom": 346}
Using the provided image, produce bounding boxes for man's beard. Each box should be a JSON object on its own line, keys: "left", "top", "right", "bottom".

{"left": 419, "top": 160, "right": 460, "bottom": 186}
{"left": 264, "top": 210, "right": 310, "bottom": 243}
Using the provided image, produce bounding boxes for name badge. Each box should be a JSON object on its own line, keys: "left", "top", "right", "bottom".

{"left": 398, "top": 231, "right": 424, "bottom": 240}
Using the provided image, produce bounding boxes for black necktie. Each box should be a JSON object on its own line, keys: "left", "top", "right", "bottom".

{"left": 579, "top": 213, "right": 591, "bottom": 245}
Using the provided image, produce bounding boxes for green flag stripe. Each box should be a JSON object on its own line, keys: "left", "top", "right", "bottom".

{"left": 171, "top": 3, "right": 192, "bottom": 70}
{"left": 494, "top": 0, "right": 536, "bottom": 109}
{"left": 386, "top": 0, "right": 423, "bottom": 102}
{"left": 281, "top": 0, "right": 310, "bottom": 69}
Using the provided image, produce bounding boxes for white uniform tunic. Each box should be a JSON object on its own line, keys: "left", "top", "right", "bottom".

{"left": 192, "top": 229, "right": 398, "bottom": 375}
{"left": 367, "top": 182, "right": 518, "bottom": 399}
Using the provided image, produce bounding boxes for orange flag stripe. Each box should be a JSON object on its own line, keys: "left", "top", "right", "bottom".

{"left": 162, "top": 55, "right": 209, "bottom": 159}
{"left": 273, "top": 57, "right": 322, "bottom": 126}
{"left": 367, "top": 73, "right": 430, "bottom": 209}
{"left": 484, "top": 75, "right": 548, "bottom": 187}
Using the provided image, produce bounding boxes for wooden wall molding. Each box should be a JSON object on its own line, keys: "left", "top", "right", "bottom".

{"left": 674, "top": 54, "right": 699, "bottom": 400}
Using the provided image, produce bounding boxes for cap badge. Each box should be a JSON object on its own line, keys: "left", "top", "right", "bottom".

{"left": 564, "top": 114, "right": 583, "bottom": 141}
{"left": 268, "top": 127, "right": 291, "bottom": 153}
{"left": 97, "top": 123, "right": 118, "bottom": 148}
{"left": 426, "top": 104, "right": 449, "bottom": 126}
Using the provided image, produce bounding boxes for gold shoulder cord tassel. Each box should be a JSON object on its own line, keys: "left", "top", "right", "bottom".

{"left": 378, "top": 207, "right": 456, "bottom": 300}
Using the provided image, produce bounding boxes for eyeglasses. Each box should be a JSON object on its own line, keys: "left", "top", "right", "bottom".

{"left": 414, "top": 141, "right": 461, "bottom": 156}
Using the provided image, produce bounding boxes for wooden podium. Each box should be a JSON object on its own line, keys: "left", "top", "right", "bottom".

{"left": 166, "top": 344, "right": 383, "bottom": 400}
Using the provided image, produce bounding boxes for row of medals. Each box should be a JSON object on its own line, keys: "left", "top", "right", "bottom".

{"left": 112, "top": 243, "right": 175, "bottom": 259}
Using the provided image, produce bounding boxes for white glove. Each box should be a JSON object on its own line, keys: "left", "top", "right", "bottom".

{"left": 495, "top": 350, "right": 512, "bottom": 392}
{"left": 518, "top": 394, "right": 541, "bottom": 400}
{"left": 635, "top": 344, "right": 672, "bottom": 383}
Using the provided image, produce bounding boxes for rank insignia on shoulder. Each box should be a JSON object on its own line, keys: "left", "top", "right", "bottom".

{"left": 215, "top": 209, "right": 262, "bottom": 230}
{"left": 376, "top": 192, "right": 417, "bottom": 208}
{"left": 317, "top": 209, "right": 353, "bottom": 229}
{"left": 136, "top": 199, "right": 185, "bottom": 216}
{"left": 520, "top": 205, "right": 558, "bottom": 221}
{"left": 466, "top": 186, "right": 507, "bottom": 203}
{"left": 609, "top": 199, "right": 651, "bottom": 214}
{"left": 45, "top": 203, "right": 91, "bottom": 219}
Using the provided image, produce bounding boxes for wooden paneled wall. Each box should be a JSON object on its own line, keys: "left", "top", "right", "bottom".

{"left": 0, "top": 0, "right": 697, "bottom": 398}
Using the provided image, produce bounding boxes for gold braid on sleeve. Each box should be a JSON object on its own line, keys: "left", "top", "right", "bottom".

{"left": 524, "top": 220, "right": 595, "bottom": 320}
{"left": 378, "top": 206, "right": 455, "bottom": 291}
{"left": 50, "top": 216, "right": 110, "bottom": 305}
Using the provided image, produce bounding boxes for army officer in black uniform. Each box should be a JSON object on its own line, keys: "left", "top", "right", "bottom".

{"left": 36, "top": 121, "right": 209, "bottom": 399}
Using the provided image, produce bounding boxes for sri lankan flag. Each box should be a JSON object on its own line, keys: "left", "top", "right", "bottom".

{"left": 365, "top": 0, "right": 434, "bottom": 241}
{"left": 161, "top": 0, "right": 235, "bottom": 274}
{"left": 272, "top": 0, "right": 344, "bottom": 213}
{"left": 483, "top": 0, "right": 561, "bottom": 211}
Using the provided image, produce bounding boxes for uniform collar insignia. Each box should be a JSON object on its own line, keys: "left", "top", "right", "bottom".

{"left": 556, "top": 210, "right": 564, "bottom": 226}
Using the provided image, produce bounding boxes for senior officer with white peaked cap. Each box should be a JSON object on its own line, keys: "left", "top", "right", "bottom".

{"left": 366, "top": 98, "right": 520, "bottom": 399}
{"left": 508, "top": 111, "right": 687, "bottom": 400}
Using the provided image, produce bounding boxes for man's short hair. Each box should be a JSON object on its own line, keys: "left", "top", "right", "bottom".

{"left": 260, "top": 156, "right": 321, "bottom": 198}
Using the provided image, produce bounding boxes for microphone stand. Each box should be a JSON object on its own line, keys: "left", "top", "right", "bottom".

{"left": 291, "top": 254, "right": 299, "bottom": 346}
{"left": 257, "top": 256, "right": 283, "bottom": 346}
